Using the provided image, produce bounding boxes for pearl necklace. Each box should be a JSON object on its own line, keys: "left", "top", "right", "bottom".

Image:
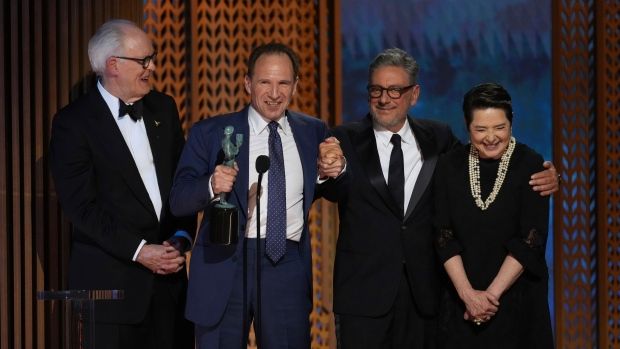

{"left": 468, "top": 137, "right": 516, "bottom": 210}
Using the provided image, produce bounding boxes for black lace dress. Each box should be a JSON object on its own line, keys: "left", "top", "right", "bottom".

{"left": 433, "top": 142, "right": 554, "bottom": 349}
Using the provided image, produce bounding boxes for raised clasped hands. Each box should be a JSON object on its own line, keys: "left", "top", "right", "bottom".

{"left": 318, "top": 137, "right": 345, "bottom": 179}
{"left": 137, "top": 243, "right": 186, "bottom": 275}
{"left": 460, "top": 288, "right": 500, "bottom": 325}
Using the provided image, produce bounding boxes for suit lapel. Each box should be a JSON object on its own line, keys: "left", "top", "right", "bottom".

{"left": 404, "top": 117, "right": 438, "bottom": 220}
{"left": 287, "top": 111, "right": 316, "bottom": 214}
{"left": 90, "top": 91, "right": 157, "bottom": 216}
{"left": 142, "top": 100, "right": 168, "bottom": 204}
{"left": 352, "top": 116, "right": 402, "bottom": 218}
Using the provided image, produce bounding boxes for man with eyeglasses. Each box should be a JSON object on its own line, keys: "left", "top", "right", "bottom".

{"left": 50, "top": 19, "right": 195, "bottom": 349}
{"left": 318, "top": 48, "right": 559, "bottom": 348}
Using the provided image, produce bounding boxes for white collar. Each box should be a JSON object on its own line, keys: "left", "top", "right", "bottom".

{"left": 374, "top": 118, "right": 414, "bottom": 148}
{"left": 97, "top": 80, "right": 122, "bottom": 118}
{"left": 248, "top": 106, "right": 290, "bottom": 136}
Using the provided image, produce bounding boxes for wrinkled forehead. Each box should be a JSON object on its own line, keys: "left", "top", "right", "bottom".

{"left": 369, "top": 65, "right": 410, "bottom": 86}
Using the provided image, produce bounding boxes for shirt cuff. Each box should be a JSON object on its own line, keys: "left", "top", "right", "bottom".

{"left": 174, "top": 230, "right": 193, "bottom": 247}
{"left": 132, "top": 239, "right": 147, "bottom": 262}
{"left": 208, "top": 175, "right": 220, "bottom": 203}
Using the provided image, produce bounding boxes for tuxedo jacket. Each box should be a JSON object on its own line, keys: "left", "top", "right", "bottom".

{"left": 50, "top": 88, "right": 196, "bottom": 323}
{"left": 320, "top": 115, "right": 459, "bottom": 318}
{"left": 170, "top": 106, "right": 328, "bottom": 327}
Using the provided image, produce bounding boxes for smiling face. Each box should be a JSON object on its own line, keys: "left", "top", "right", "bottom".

{"left": 244, "top": 53, "right": 298, "bottom": 122}
{"left": 105, "top": 27, "right": 155, "bottom": 103}
{"left": 368, "top": 65, "right": 419, "bottom": 133}
{"left": 468, "top": 108, "right": 512, "bottom": 159}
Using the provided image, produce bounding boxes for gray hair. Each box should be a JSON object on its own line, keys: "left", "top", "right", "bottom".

{"left": 369, "top": 48, "right": 419, "bottom": 85}
{"left": 87, "top": 19, "right": 138, "bottom": 75}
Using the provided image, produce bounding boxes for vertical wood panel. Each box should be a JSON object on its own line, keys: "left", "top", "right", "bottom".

{"left": 0, "top": 1, "right": 7, "bottom": 348}
{"left": 596, "top": 2, "right": 620, "bottom": 348}
{"left": 10, "top": 2, "right": 23, "bottom": 348}
{"left": 21, "top": 1, "right": 34, "bottom": 347}
{"left": 32, "top": 0, "right": 45, "bottom": 346}
{"left": 552, "top": 0, "right": 597, "bottom": 346}
{"left": 553, "top": 0, "right": 620, "bottom": 348}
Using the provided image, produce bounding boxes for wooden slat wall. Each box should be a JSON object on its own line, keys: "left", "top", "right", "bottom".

{"left": 0, "top": 1, "right": 141, "bottom": 348}
{"left": 553, "top": 0, "right": 620, "bottom": 348}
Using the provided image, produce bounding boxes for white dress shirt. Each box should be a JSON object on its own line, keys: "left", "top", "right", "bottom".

{"left": 245, "top": 107, "right": 305, "bottom": 241}
{"left": 97, "top": 82, "right": 161, "bottom": 259}
{"left": 374, "top": 120, "right": 423, "bottom": 213}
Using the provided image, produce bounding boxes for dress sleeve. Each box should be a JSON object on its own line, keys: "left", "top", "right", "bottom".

{"left": 433, "top": 155, "right": 463, "bottom": 263}
{"left": 504, "top": 149, "right": 550, "bottom": 279}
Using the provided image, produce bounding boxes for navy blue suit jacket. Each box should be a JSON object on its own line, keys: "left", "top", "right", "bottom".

{"left": 170, "top": 106, "right": 328, "bottom": 326}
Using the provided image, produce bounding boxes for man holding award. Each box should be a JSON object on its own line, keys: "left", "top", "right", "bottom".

{"left": 170, "top": 43, "right": 345, "bottom": 348}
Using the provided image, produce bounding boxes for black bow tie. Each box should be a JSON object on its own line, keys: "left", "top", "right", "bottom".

{"left": 118, "top": 99, "right": 143, "bottom": 122}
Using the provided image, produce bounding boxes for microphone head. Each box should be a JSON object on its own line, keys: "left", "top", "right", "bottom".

{"left": 256, "top": 155, "right": 270, "bottom": 174}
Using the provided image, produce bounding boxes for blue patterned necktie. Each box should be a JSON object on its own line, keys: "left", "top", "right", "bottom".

{"left": 266, "top": 121, "right": 287, "bottom": 263}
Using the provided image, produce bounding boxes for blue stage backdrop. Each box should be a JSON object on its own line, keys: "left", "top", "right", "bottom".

{"left": 340, "top": 0, "right": 553, "bottom": 322}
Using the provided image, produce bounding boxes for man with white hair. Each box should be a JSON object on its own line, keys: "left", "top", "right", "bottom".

{"left": 50, "top": 19, "right": 195, "bottom": 349}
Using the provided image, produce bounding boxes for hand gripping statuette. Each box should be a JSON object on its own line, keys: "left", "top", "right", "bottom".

{"left": 210, "top": 126, "right": 243, "bottom": 245}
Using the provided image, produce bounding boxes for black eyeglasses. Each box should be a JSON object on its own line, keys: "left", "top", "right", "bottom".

{"left": 367, "top": 84, "right": 416, "bottom": 99}
{"left": 113, "top": 52, "right": 157, "bottom": 69}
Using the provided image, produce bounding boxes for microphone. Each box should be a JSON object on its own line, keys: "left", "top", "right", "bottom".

{"left": 256, "top": 155, "right": 270, "bottom": 174}
{"left": 254, "top": 154, "right": 269, "bottom": 346}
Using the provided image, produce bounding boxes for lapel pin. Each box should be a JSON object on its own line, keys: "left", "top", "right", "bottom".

{"left": 154, "top": 120, "right": 161, "bottom": 127}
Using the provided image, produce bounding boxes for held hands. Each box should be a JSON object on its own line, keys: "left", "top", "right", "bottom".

{"left": 318, "top": 137, "right": 346, "bottom": 179}
{"left": 211, "top": 163, "right": 239, "bottom": 195}
{"left": 529, "top": 161, "right": 559, "bottom": 196}
{"left": 459, "top": 287, "right": 500, "bottom": 325}
{"left": 136, "top": 243, "right": 186, "bottom": 275}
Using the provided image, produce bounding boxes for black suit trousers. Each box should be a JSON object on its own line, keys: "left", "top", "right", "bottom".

{"left": 337, "top": 266, "right": 437, "bottom": 349}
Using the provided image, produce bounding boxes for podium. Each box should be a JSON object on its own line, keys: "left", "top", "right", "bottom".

{"left": 37, "top": 290, "right": 124, "bottom": 349}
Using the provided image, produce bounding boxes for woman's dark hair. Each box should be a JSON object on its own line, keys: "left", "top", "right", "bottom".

{"left": 462, "top": 82, "right": 513, "bottom": 127}
{"left": 247, "top": 42, "right": 300, "bottom": 79}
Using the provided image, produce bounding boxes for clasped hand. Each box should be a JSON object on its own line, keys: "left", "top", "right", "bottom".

{"left": 318, "top": 137, "right": 345, "bottom": 179}
{"left": 459, "top": 288, "right": 499, "bottom": 323}
{"left": 137, "top": 243, "right": 186, "bottom": 275}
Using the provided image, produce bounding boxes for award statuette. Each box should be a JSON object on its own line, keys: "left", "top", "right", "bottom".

{"left": 210, "top": 126, "right": 244, "bottom": 245}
